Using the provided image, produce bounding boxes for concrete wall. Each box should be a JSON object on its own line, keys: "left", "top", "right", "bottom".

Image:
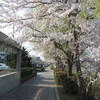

{"left": 0, "top": 72, "right": 20, "bottom": 97}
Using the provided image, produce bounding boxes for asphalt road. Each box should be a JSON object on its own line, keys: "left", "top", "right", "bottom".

{"left": 0, "top": 68, "right": 56, "bottom": 100}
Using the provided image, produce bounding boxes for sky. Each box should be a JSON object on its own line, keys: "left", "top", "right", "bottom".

{"left": 0, "top": 9, "right": 25, "bottom": 34}
{"left": 0, "top": 26, "right": 45, "bottom": 60}
{"left": 0, "top": 27, "right": 44, "bottom": 60}
{"left": 0, "top": 1, "right": 45, "bottom": 60}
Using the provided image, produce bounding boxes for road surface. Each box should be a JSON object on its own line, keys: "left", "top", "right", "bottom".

{"left": 0, "top": 68, "right": 56, "bottom": 100}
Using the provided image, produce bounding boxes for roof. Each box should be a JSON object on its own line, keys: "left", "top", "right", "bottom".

{"left": 0, "top": 31, "right": 21, "bottom": 49}
{"left": 0, "top": 32, "right": 8, "bottom": 40}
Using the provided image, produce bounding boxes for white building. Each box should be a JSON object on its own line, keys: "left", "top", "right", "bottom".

{"left": 0, "top": 31, "right": 21, "bottom": 97}
{"left": 32, "top": 57, "right": 44, "bottom": 65}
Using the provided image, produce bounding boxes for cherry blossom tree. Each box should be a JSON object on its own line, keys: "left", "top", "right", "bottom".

{"left": 0, "top": 0, "right": 100, "bottom": 100}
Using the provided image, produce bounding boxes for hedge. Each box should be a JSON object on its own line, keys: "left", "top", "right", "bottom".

{"left": 54, "top": 68, "right": 67, "bottom": 85}
{"left": 62, "top": 75, "right": 78, "bottom": 95}
{"left": 92, "top": 79, "right": 100, "bottom": 100}
{"left": 21, "top": 68, "right": 36, "bottom": 78}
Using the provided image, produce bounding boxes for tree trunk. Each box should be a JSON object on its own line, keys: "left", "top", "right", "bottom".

{"left": 67, "top": 50, "right": 73, "bottom": 76}
{"left": 76, "top": 0, "right": 79, "bottom": 3}
{"left": 67, "top": 62, "right": 72, "bottom": 76}
{"left": 86, "top": 81, "right": 93, "bottom": 100}
{"left": 73, "top": 29, "right": 85, "bottom": 100}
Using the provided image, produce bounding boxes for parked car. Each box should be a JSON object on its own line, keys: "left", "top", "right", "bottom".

{"left": 36, "top": 64, "right": 45, "bottom": 72}
{"left": 0, "top": 63, "right": 10, "bottom": 71}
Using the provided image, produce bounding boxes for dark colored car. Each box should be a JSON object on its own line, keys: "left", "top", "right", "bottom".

{"left": 37, "top": 64, "right": 45, "bottom": 72}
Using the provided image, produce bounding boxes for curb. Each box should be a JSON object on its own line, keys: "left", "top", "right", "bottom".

{"left": 55, "top": 84, "right": 61, "bottom": 100}
{"left": 52, "top": 70, "right": 60, "bottom": 100}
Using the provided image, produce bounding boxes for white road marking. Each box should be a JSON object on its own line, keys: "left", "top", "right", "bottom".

{"left": 31, "top": 88, "right": 44, "bottom": 100}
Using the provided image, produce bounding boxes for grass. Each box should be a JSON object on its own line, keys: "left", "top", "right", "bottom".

{"left": 57, "top": 85, "right": 78, "bottom": 100}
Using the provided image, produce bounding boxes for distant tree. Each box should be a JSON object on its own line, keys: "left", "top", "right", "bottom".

{"left": 6, "top": 47, "right": 32, "bottom": 68}
{"left": 21, "top": 47, "right": 32, "bottom": 68}
{"left": 6, "top": 53, "right": 16, "bottom": 68}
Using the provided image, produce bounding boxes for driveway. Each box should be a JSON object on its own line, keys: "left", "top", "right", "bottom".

{"left": 0, "top": 68, "right": 56, "bottom": 100}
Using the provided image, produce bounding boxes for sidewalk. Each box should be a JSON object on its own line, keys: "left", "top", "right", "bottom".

{"left": 0, "top": 68, "right": 56, "bottom": 100}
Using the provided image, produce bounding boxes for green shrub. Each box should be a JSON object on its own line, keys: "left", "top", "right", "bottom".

{"left": 62, "top": 75, "right": 78, "bottom": 95}
{"left": 21, "top": 68, "right": 34, "bottom": 78}
{"left": 50, "top": 65, "right": 54, "bottom": 70}
{"left": 92, "top": 80, "right": 100, "bottom": 100}
{"left": 54, "top": 69, "right": 67, "bottom": 85}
